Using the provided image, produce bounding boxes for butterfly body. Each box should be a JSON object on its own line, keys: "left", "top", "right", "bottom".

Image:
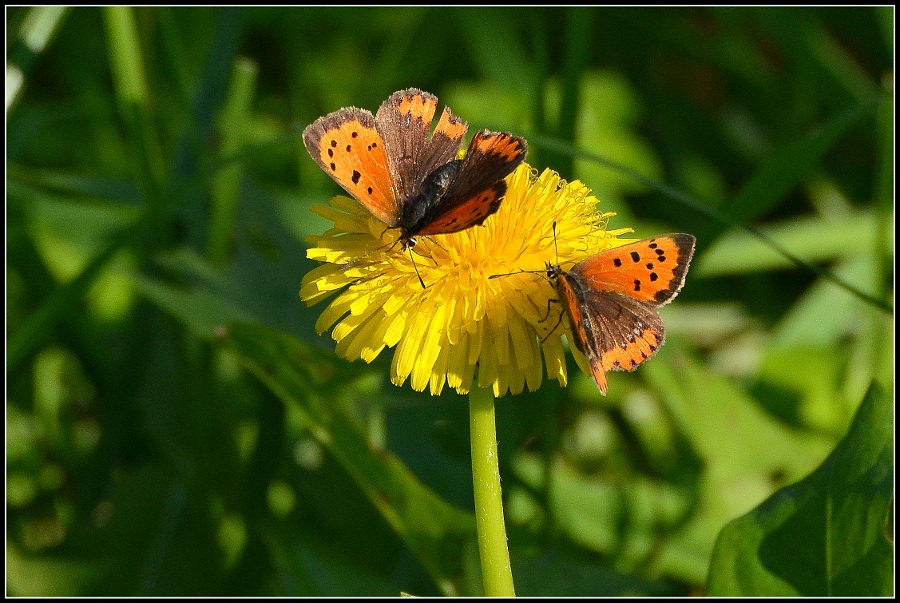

{"left": 303, "top": 89, "right": 527, "bottom": 249}
{"left": 398, "top": 159, "right": 462, "bottom": 237}
{"left": 549, "top": 234, "right": 696, "bottom": 394}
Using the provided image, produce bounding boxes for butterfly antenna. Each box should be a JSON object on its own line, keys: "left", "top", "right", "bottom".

{"left": 408, "top": 246, "right": 428, "bottom": 289}
{"left": 552, "top": 221, "right": 560, "bottom": 266}
{"left": 331, "top": 222, "right": 417, "bottom": 273}
{"left": 490, "top": 222, "right": 565, "bottom": 282}
{"left": 488, "top": 268, "right": 529, "bottom": 280}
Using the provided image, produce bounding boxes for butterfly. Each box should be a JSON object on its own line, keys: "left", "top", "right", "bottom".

{"left": 302, "top": 88, "right": 527, "bottom": 251}
{"left": 545, "top": 233, "right": 696, "bottom": 395}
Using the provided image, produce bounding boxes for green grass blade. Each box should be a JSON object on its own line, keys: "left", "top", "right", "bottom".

{"left": 207, "top": 57, "right": 258, "bottom": 266}
{"left": 7, "top": 218, "right": 146, "bottom": 372}
{"left": 6, "top": 6, "right": 69, "bottom": 112}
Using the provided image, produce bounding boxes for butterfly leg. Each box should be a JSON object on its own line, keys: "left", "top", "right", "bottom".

{"left": 422, "top": 235, "right": 448, "bottom": 254}
{"left": 410, "top": 236, "right": 441, "bottom": 267}
{"left": 538, "top": 295, "right": 558, "bottom": 323}
{"left": 537, "top": 297, "right": 565, "bottom": 344}
{"left": 539, "top": 309, "right": 566, "bottom": 344}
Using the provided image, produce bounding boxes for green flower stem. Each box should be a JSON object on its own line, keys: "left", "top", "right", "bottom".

{"left": 469, "top": 386, "right": 515, "bottom": 597}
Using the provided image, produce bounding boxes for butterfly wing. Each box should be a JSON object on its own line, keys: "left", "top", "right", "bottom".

{"left": 570, "top": 234, "right": 696, "bottom": 305}
{"left": 559, "top": 274, "right": 666, "bottom": 395}
{"left": 585, "top": 288, "right": 666, "bottom": 385}
{"left": 559, "top": 234, "right": 695, "bottom": 394}
{"left": 412, "top": 130, "right": 527, "bottom": 237}
{"left": 302, "top": 107, "right": 399, "bottom": 226}
{"left": 305, "top": 89, "right": 528, "bottom": 240}
{"left": 374, "top": 88, "right": 468, "bottom": 205}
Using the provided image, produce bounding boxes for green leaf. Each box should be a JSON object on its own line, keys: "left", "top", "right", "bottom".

{"left": 221, "top": 322, "right": 477, "bottom": 596}
{"left": 132, "top": 272, "right": 478, "bottom": 594}
{"left": 641, "top": 349, "right": 834, "bottom": 584}
{"left": 207, "top": 56, "right": 258, "bottom": 266}
{"left": 707, "top": 384, "right": 894, "bottom": 596}
{"left": 6, "top": 7, "right": 69, "bottom": 113}
{"left": 455, "top": 7, "right": 533, "bottom": 89}
{"left": 512, "top": 549, "right": 670, "bottom": 597}
{"left": 264, "top": 526, "right": 399, "bottom": 596}
{"left": 130, "top": 272, "right": 255, "bottom": 338}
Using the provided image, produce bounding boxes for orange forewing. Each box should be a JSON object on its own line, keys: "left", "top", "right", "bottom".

{"left": 554, "top": 234, "right": 696, "bottom": 395}
{"left": 302, "top": 109, "right": 397, "bottom": 226}
{"left": 571, "top": 235, "right": 695, "bottom": 304}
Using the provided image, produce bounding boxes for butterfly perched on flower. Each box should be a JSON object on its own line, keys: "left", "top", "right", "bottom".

{"left": 302, "top": 88, "right": 527, "bottom": 251}
{"left": 492, "top": 231, "right": 696, "bottom": 395}
{"left": 548, "top": 234, "right": 696, "bottom": 394}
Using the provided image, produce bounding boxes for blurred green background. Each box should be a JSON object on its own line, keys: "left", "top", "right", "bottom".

{"left": 6, "top": 7, "right": 893, "bottom": 597}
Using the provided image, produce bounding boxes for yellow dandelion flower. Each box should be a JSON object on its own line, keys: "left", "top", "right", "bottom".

{"left": 300, "top": 163, "right": 633, "bottom": 397}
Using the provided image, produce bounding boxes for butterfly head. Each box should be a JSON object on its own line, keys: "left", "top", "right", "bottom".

{"left": 544, "top": 261, "right": 563, "bottom": 282}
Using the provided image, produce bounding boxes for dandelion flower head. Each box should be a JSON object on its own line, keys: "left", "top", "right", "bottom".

{"left": 300, "top": 164, "right": 633, "bottom": 396}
